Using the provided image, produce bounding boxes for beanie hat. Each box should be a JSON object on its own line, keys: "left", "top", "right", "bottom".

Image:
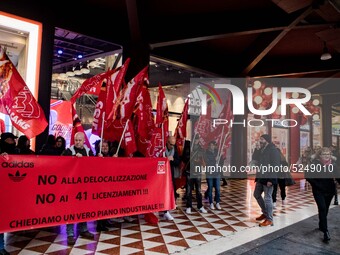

{"left": 260, "top": 134, "right": 271, "bottom": 143}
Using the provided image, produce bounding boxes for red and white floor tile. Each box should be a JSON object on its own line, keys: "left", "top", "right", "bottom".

{"left": 4, "top": 178, "right": 331, "bottom": 255}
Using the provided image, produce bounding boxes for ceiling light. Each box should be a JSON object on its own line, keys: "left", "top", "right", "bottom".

{"left": 66, "top": 68, "right": 75, "bottom": 77}
{"left": 253, "top": 81, "right": 261, "bottom": 89}
{"left": 312, "top": 99, "right": 320, "bottom": 106}
{"left": 320, "top": 42, "right": 332, "bottom": 61}
{"left": 74, "top": 65, "right": 82, "bottom": 75}
{"left": 81, "top": 64, "right": 90, "bottom": 74}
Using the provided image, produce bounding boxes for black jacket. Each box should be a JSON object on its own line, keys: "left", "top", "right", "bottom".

{"left": 255, "top": 143, "right": 280, "bottom": 185}
{"left": 306, "top": 159, "right": 340, "bottom": 194}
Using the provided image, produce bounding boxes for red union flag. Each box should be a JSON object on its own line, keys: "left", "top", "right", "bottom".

{"left": 70, "top": 69, "right": 117, "bottom": 104}
{"left": 134, "top": 84, "right": 155, "bottom": 157}
{"left": 93, "top": 59, "right": 130, "bottom": 136}
{"left": 0, "top": 47, "right": 47, "bottom": 138}
{"left": 155, "top": 83, "right": 169, "bottom": 153}
{"left": 174, "top": 98, "right": 189, "bottom": 155}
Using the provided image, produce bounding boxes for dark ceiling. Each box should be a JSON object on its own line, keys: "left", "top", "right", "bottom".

{"left": 47, "top": 0, "right": 340, "bottom": 93}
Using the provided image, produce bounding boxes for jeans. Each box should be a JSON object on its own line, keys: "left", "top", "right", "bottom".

{"left": 0, "top": 233, "right": 4, "bottom": 250}
{"left": 254, "top": 181, "right": 274, "bottom": 222}
{"left": 66, "top": 222, "right": 88, "bottom": 237}
{"left": 206, "top": 177, "right": 220, "bottom": 204}
{"left": 186, "top": 176, "right": 203, "bottom": 209}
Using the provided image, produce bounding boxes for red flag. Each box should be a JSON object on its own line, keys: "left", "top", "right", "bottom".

{"left": 92, "top": 82, "right": 107, "bottom": 136}
{"left": 148, "top": 127, "right": 165, "bottom": 157}
{"left": 174, "top": 98, "right": 189, "bottom": 156}
{"left": 104, "top": 66, "right": 148, "bottom": 156}
{"left": 154, "top": 83, "right": 169, "bottom": 153}
{"left": 194, "top": 100, "right": 212, "bottom": 149}
{"left": 107, "top": 65, "right": 148, "bottom": 123}
{"left": 70, "top": 104, "right": 92, "bottom": 150}
{"left": 0, "top": 47, "right": 47, "bottom": 139}
{"left": 134, "top": 84, "right": 155, "bottom": 157}
{"left": 108, "top": 119, "right": 137, "bottom": 156}
{"left": 105, "top": 58, "right": 130, "bottom": 118}
{"left": 194, "top": 93, "right": 233, "bottom": 158}
{"left": 92, "top": 59, "right": 130, "bottom": 136}
{"left": 70, "top": 69, "right": 117, "bottom": 104}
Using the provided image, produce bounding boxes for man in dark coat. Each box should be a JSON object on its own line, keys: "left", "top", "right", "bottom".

{"left": 253, "top": 134, "right": 280, "bottom": 227}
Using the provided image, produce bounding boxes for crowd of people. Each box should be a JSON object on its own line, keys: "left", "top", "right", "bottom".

{"left": 0, "top": 131, "right": 340, "bottom": 254}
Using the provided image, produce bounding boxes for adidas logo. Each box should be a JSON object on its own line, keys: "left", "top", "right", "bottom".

{"left": 8, "top": 170, "right": 27, "bottom": 182}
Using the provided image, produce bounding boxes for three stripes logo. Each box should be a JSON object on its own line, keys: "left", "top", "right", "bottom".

{"left": 188, "top": 81, "right": 222, "bottom": 116}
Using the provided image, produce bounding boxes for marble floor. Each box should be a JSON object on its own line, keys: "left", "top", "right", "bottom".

{"left": 4, "top": 177, "right": 335, "bottom": 255}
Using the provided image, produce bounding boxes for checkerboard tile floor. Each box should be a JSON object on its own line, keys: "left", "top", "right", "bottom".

{"left": 4, "top": 178, "right": 326, "bottom": 254}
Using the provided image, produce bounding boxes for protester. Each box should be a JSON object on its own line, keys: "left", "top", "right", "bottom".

{"left": 62, "top": 132, "right": 95, "bottom": 245}
{"left": 0, "top": 132, "right": 19, "bottom": 154}
{"left": 95, "top": 139, "right": 113, "bottom": 231}
{"left": 1, "top": 133, "right": 19, "bottom": 255}
{"left": 17, "top": 135, "right": 35, "bottom": 154}
{"left": 183, "top": 138, "right": 207, "bottom": 214}
{"left": 0, "top": 233, "right": 9, "bottom": 255}
{"left": 162, "top": 136, "right": 180, "bottom": 220}
{"left": 205, "top": 140, "right": 222, "bottom": 210}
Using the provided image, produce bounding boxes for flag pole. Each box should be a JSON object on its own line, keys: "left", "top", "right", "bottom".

{"left": 217, "top": 131, "right": 230, "bottom": 165}
{"left": 99, "top": 112, "right": 105, "bottom": 155}
{"left": 161, "top": 123, "right": 165, "bottom": 157}
{"left": 114, "top": 119, "right": 129, "bottom": 157}
{"left": 191, "top": 132, "right": 198, "bottom": 151}
{"left": 217, "top": 125, "right": 225, "bottom": 159}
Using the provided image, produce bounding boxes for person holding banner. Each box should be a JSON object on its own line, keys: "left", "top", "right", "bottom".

{"left": 0, "top": 233, "right": 9, "bottom": 255}
{"left": 1, "top": 133, "right": 18, "bottom": 255}
{"left": 95, "top": 139, "right": 112, "bottom": 231}
{"left": 162, "top": 136, "right": 180, "bottom": 220}
{"left": 0, "top": 154, "right": 9, "bottom": 255}
{"left": 62, "top": 132, "right": 95, "bottom": 245}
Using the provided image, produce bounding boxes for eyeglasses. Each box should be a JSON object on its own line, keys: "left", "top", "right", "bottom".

{"left": 320, "top": 153, "right": 330, "bottom": 156}
{"left": 168, "top": 143, "right": 176, "bottom": 146}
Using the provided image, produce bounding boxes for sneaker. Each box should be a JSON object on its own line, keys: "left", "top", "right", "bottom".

{"left": 259, "top": 220, "right": 273, "bottom": 227}
{"left": 210, "top": 203, "right": 215, "bottom": 210}
{"left": 186, "top": 207, "right": 192, "bottom": 214}
{"left": 124, "top": 216, "right": 135, "bottom": 222}
{"left": 255, "top": 214, "right": 266, "bottom": 221}
{"left": 163, "top": 211, "right": 174, "bottom": 220}
{"left": 216, "top": 203, "right": 222, "bottom": 210}
{"left": 198, "top": 207, "right": 207, "bottom": 213}
{"left": 67, "top": 236, "right": 76, "bottom": 245}
{"left": 273, "top": 202, "right": 276, "bottom": 208}
{"left": 79, "top": 231, "right": 94, "bottom": 239}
